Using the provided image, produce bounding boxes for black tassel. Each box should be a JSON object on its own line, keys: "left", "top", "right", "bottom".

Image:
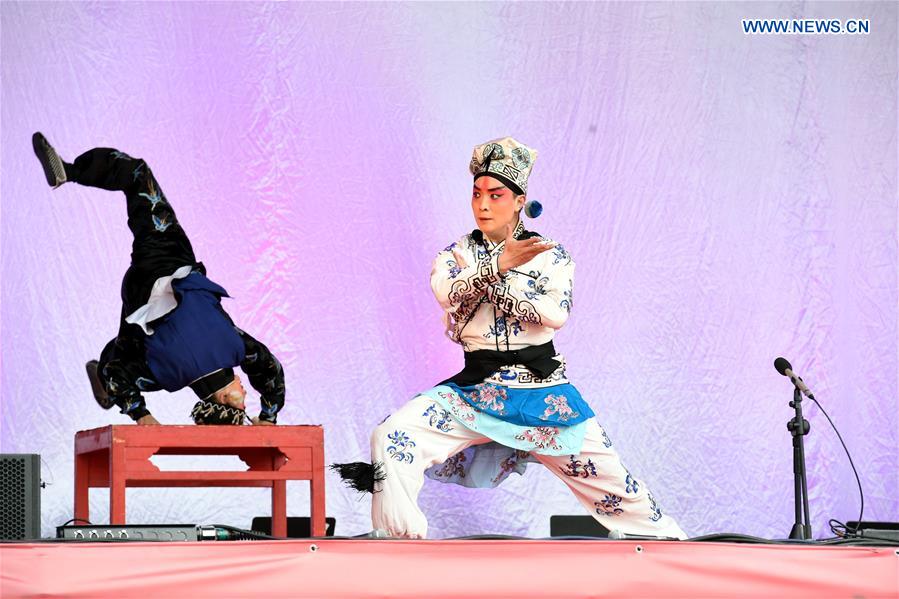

{"left": 330, "top": 461, "right": 386, "bottom": 494}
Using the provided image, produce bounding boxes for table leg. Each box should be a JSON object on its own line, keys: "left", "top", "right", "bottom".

{"left": 74, "top": 452, "right": 90, "bottom": 524}
{"left": 272, "top": 480, "right": 287, "bottom": 537}
{"left": 310, "top": 445, "right": 326, "bottom": 537}
{"left": 109, "top": 443, "right": 126, "bottom": 525}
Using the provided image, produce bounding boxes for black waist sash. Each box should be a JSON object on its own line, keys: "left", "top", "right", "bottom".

{"left": 440, "top": 341, "right": 561, "bottom": 387}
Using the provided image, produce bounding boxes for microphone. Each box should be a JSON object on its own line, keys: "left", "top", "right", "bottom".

{"left": 471, "top": 229, "right": 485, "bottom": 246}
{"left": 774, "top": 357, "right": 815, "bottom": 399}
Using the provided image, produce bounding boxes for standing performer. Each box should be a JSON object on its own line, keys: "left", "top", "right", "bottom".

{"left": 336, "top": 137, "right": 685, "bottom": 539}
{"left": 32, "top": 133, "right": 285, "bottom": 426}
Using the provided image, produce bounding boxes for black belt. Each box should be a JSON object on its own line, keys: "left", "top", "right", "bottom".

{"left": 440, "top": 341, "right": 560, "bottom": 387}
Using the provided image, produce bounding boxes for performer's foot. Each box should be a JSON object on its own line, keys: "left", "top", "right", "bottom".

{"left": 32, "top": 132, "right": 67, "bottom": 188}
{"left": 85, "top": 360, "right": 114, "bottom": 410}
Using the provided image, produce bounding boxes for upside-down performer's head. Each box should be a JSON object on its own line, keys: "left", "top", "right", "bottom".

{"left": 189, "top": 369, "right": 249, "bottom": 425}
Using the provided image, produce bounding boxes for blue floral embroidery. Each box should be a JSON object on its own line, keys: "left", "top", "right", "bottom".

{"left": 132, "top": 163, "right": 144, "bottom": 181}
{"left": 422, "top": 403, "right": 454, "bottom": 432}
{"left": 485, "top": 316, "right": 522, "bottom": 339}
{"left": 447, "top": 259, "right": 462, "bottom": 279}
{"left": 595, "top": 494, "right": 624, "bottom": 517}
{"left": 110, "top": 150, "right": 132, "bottom": 161}
{"left": 552, "top": 245, "right": 571, "bottom": 265}
{"left": 510, "top": 146, "right": 531, "bottom": 169}
{"left": 625, "top": 472, "right": 640, "bottom": 494}
{"left": 152, "top": 214, "right": 171, "bottom": 232}
{"left": 524, "top": 271, "right": 549, "bottom": 300}
{"left": 443, "top": 241, "right": 457, "bottom": 253}
{"left": 648, "top": 493, "right": 662, "bottom": 522}
{"left": 560, "top": 455, "right": 597, "bottom": 478}
{"left": 386, "top": 430, "right": 416, "bottom": 464}
{"left": 601, "top": 428, "right": 613, "bottom": 448}
{"left": 560, "top": 287, "right": 573, "bottom": 313}
{"left": 482, "top": 142, "right": 505, "bottom": 160}
{"left": 498, "top": 369, "right": 517, "bottom": 381}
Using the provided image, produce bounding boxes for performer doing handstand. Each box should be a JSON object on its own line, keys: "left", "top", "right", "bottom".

{"left": 336, "top": 137, "right": 686, "bottom": 539}
{"left": 32, "top": 133, "right": 285, "bottom": 426}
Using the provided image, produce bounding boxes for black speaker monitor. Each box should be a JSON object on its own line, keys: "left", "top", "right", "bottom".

{"left": 251, "top": 516, "right": 336, "bottom": 538}
{"left": 0, "top": 454, "right": 41, "bottom": 540}
{"left": 550, "top": 515, "right": 611, "bottom": 538}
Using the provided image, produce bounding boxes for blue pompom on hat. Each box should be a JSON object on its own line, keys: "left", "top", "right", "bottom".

{"left": 524, "top": 200, "right": 543, "bottom": 218}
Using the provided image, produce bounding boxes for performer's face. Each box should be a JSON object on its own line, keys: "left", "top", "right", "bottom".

{"left": 471, "top": 176, "right": 525, "bottom": 242}
{"left": 214, "top": 376, "right": 247, "bottom": 410}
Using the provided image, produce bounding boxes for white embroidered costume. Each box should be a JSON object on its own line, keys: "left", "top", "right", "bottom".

{"left": 370, "top": 221, "right": 685, "bottom": 539}
{"left": 366, "top": 136, "right": 684, "bottom": 539}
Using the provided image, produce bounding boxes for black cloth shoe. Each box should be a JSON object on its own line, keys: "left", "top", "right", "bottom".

{"left": 86, "top": 360, "right": 114, "bottom": 410}
{"left": 32, "top": 132, "right": 67, "bottom": 188}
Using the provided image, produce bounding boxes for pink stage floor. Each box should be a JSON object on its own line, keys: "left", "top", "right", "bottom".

{"left": 1, "top": 538, "right": 897, "bottom": 598}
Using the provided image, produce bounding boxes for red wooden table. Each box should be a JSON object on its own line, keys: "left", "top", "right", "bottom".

{"left": 73, "top": 425, "right": 326, "bottom": 537}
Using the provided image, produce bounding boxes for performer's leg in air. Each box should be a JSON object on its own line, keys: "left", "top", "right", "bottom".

{"left": 62, "top": 145, "right": 200, "bottom": 322}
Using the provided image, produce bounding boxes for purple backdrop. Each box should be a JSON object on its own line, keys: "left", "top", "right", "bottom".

{"left": 2, "top": 2, "right": 896, "bottom": 539}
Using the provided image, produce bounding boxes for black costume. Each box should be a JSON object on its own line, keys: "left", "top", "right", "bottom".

{"left": 58, "top": 145, "right": 285, "bottom": 423}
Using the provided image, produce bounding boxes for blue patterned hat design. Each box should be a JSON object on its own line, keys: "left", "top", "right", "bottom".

{"left": 469, "top": 136, "right": 538, "bottom": 196}
{"left": 511, "top": 146, "right": 531, "bottom": 170}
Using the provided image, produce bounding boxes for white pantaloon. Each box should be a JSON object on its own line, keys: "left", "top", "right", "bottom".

{"left": 371, "top": 394, "right": 686, "bottom": 539}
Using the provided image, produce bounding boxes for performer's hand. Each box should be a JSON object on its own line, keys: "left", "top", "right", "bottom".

{"left": 252, "top": 417, "right": 275, "bottom": 426}
{"left": 137, "top": 414, "right": 160, "bottom": 425}
{"left": 497, "top": 224, "right": 555, "bottom": 274}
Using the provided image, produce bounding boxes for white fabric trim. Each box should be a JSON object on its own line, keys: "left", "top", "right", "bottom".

{"left": 125, "top": 265, "right": 193, "bottom": 335}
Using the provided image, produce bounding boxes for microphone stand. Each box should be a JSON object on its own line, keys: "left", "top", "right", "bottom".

{"left": 787, "top": 386, "right": 812, "bottom": 539}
